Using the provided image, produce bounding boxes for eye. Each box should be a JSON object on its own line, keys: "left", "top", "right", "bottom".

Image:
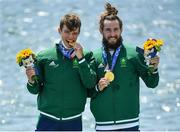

{"left": 25, "top": 62, "right": 28, "bottom": 65}
{"left": 30, "top": 60, "right": 32, "bottom": 63}
{"left": 114, "top": 28, "right": 119, "bottom": 32}
{"left": 72, "top": 32, "right": 78, "bottom": 36}
{"left": 64, "top": 30, "right": 70, "bottom": 34}
{"left": 105, "top": 28, "right": 111, "bottom": 32}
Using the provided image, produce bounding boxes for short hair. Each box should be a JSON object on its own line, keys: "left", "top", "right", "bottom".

{"left": 99, "top": 3, "right": 123, "bottom": 31}
{"left": 59, "top": 13, "right": 81, "bottom": 32}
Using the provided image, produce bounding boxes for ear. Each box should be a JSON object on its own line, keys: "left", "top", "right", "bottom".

{"left": 78, "top": 28, "right": 81, "bottom": 34}
{"left": 99, "top": 28, "right": 103, "bottom": 34}
{"left": 58, "top": 27, "right": 61, "bottom": 34}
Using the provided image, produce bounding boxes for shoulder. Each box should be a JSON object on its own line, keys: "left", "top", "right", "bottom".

{"left": 92, "top": 48, "right": 103, "bottom": 63}
{"left": 36, "top": 46, "right": 57, "bottom": 61}
{"left": 123, "top": 43, "right": 138, "bottom": 59}
{"left": 123, "top": 43, "right": 146, "bottom": 67}
{"left": 92, "top": 48, "right": 102, "bottom": 58}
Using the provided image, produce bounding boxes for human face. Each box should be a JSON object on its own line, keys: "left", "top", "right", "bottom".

{"left": 101, "top": 19, "right": 122, "bottom": 46}
{"left": 59, "top": 25, "right": 80, "bottom": 48}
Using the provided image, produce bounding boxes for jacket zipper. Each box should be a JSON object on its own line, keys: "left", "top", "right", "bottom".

{"left": 60, "top": 56, "right": 65, "bottom": 119}
{"left": 112, "top": 85, "right": 116, "bottom": 124}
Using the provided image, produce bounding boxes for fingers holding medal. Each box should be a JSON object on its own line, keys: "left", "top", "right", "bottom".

{"left": 98, "top": 77, "right": 110, "bottom": 91}
{"left": 98, "top": 71, "right": 114, "bottom": 91}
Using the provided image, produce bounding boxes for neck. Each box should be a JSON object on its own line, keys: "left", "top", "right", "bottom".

{"left": 109, "top": 48, "right": 115, "bottom": 51}
{"left": 109, "top": 49, "right": 114, "bottom": 56}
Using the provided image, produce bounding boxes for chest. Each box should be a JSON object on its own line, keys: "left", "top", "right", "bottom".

{"left": 96, "top": 56, "right": 136, "bottom": 81}
{"left": 43, "top": 56, "right": 80, "bottom": 82}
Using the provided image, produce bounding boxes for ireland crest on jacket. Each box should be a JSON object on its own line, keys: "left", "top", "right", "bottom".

{"left": 73, "top": 58, "right": 78, "bottom": 68}
{"left": 120, "top": 58, "right": 127, "bottom": 67}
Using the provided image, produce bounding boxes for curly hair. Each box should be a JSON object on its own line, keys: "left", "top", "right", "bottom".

{"left": 99, "top": 3, "right": 123, "bottom": 31}
{"left": 59, "top": 13, "right": 81, "bottom": 32}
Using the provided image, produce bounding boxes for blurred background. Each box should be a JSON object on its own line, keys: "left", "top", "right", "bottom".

{"left": 0, "top": 0, "right": 180, "bottom": 131}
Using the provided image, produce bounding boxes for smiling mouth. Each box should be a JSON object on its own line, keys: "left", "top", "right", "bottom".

{"left": 109, "top": 37, "right": 117, "bottom": 40}
{"left": 109, "top": 38, "right": 117, "bottom": 42}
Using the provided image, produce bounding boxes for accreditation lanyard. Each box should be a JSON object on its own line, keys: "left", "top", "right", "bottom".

{"left": 102, "top": 46, "right": 121, "bottom": 71}
{"left": 58, "top": 42, "right": 75, "bottom": 59}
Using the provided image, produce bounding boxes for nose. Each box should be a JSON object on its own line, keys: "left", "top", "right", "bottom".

{"left": 110, "top": 31, "right": 116, "bottom": 37}
{"left": 68, "top": 33, "right": 76, "bottom": 40}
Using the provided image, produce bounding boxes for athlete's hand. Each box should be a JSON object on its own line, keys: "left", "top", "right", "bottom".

{"left": 98, "top": 77, "right": 109, "bottom": 91}
{"left": 26, "top": 67, "right": 35, "bottom": 84}
{"left": 74, "top": 43, "right": 84, "bottom": 60}
{"left": 150, "top": 56, "right": 160, "bottom": 70}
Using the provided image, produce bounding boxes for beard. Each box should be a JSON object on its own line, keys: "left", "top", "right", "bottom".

{"left": 102, "top": 36, "right": 123, "bottom": 50}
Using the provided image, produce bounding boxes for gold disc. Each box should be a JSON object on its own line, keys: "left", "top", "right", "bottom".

{"left": 68, "top": 41, "right": 76, "bottom": 47}
{"left": 105, "top": 71, "right": 114, "bottom": 82}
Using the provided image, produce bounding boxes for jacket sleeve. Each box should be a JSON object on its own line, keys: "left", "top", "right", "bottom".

{"left": 78, "top": 51, "right": 97, "bottom": 89}
{"left": 135, "top": 54, "right": 159, "bottom": 88}
{"left": 87, "top": 85, "right": 100, "bottom": 98}
{"left": 26, "top": 54, "right": 44, "bottom": 94}
{"left": 27, "top": 81, "right": 42, "bottom": 94}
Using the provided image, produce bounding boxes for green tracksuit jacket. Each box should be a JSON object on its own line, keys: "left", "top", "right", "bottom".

{"left": 90, "top": 44, "right": 159, "bottom": 125}
{"left": 27, "top": 44, "right": 97, "bottom": 118}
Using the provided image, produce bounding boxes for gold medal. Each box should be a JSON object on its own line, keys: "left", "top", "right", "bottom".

{"left": 105, "top": 71, "right": 114, "bottom": 82}
{"left": 68, "top": 40, "right": 76, "bottom": 47}
{"left": 69, "top": 42, "right": 76, "bottom": 47}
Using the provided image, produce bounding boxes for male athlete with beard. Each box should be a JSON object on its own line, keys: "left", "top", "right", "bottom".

{"left": 90, "top": 3, "right": 159, "bottom": 131}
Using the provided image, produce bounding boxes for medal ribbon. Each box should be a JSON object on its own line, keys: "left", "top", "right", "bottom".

{"left": 58, "top": 42, "right": 75, "bottom": 59}
{"left": 102, "top": 46, "right": 121, "bottom": 71}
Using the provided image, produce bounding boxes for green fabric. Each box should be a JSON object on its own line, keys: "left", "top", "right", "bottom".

{"left": 27, "top": 44, "right": 97, "bottom": 118}
{"left": 90, "top": 44, "right": 159, "bottom": 122}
